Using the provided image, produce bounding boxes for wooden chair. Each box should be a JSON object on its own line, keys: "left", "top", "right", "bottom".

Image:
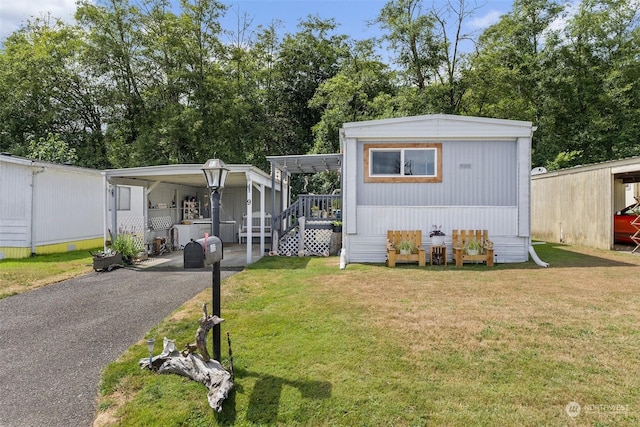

{"left": 452, "top": 229, "right": 494, "bottom": 267}
{"left": 386, "top": 230, "right": 426, "bottom": 267}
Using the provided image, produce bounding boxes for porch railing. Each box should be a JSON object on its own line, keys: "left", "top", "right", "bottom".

{"left": 273, "top": 194, "right": 341, "bottom": 239}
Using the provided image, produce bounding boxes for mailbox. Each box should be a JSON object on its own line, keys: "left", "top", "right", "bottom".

{"left": 196, "top": 236, "right": 223, "bottom": 265}
{"left": 183, "top": 240, "right": 204, "bottom": 269}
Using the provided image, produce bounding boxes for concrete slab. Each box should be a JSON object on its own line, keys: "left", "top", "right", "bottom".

{"left": 133, "top": 243, "right": 265, "bottom": 270}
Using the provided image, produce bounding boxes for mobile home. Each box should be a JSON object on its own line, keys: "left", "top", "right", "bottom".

{"left": 0, "top": 154, "right": 103, "bottom": 259}
{"left": 338, "top": 114, "right": 535, "bottom": 264}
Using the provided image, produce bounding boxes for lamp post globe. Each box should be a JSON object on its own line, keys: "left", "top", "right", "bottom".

{"left": 202, "top": 159, "right": 229, "bottom": 192}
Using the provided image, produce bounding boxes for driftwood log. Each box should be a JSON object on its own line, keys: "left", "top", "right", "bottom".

{"left": 155, "top": 351, "right": 233, "bottom": 411}
{"left": 139, "top": 304, "right": 233, "bottom": 412}
{"left": 194, "top": 303, "right": 223, "bottom": 362}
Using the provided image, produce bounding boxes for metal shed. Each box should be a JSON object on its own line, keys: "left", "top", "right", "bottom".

{"left": 339, "top": 114, "right": 536, "bottom": 264}
{"left": 531, "top": 156, "right": 640, "bottom": 250}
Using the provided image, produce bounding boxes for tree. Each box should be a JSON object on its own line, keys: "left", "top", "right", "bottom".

{"left": 428, "top": 0, "right": 484, "bottom": 113}
{"left": 273, "top": 16, "right": 350, "bottom": 156}
{"left": 0, "top": 15, "right": 107, "bottom": 167}
{"left": 463, "top": 0, "right": 566, "bottom": 167}
{"left": 76, "top": 0, "right": 239, "bottom": 166}
{"left": 537, "top": 0, "right": 640, "bottom": 166}
{"left": 134, "top": 0, "right": 236, "bottom": 165}
{"left": 376, "top": 0, "right": 485, "bottom": 114}
{"left": 376, "top": 0, "right": 442, "bottom": 90}
{"left": 464, "top": 0, "right": 565, "bottom": 119}
{"left": 76, "top": 0, "right": 148, "bottom": 167}
{"left": 27, "top": 133, "right": 78, "bottom": 164}
{"left": 310, "top": 39, "right": 397, "bottom": 154}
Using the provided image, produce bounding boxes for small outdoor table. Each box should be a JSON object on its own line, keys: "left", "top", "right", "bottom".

{"left": 430, "top": 245, "right": 447, "bottom": 266}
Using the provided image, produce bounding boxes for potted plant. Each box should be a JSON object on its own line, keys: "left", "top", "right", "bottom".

{"left": 466, "top": 238, "right": 481, "bottom": 255}
{"left": 331, "top": 198, "right": 342, "bottom": 220}
{"left": 332, "top": 220, "right": 343, "bottom": 233}
{"left": 111, "top": 234, "right": 138, "bottom": 264}
{"left": 311, "top": 205, "right": 320, "bottom": 218}
{"left": 429, "top": 225, "right": 445, "bottom": 246}
{"left": 91, "top": 250, "right": 123, "bottom": 271}
{"left": 397, "top": 240, "right": 413, "bottom": 255}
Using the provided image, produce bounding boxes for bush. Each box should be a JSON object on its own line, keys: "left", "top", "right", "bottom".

{"left": 111, "top": 234, "right": 138, "bottom": 259}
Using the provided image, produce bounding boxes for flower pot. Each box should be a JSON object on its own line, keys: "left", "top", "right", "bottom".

{"left": 400, "top": 249, "right": 411, "bottom": 255}
{"left": 431, "top": 235, "right": 445, "bottom": 246}
{"left": 332, "top": 225, "right": 342, "bottom": 233}
{"left": 466, "top": 249, "right": 479, "bottom": 256}
{"left": 92, "top": 253, "right": 123, "bottom": 271}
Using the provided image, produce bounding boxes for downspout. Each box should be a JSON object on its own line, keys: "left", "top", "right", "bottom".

{"left": 529, "top": 244, "right": 549, "bottom": 267}
{"left": 102, "top": 173, "right": 108, "bottom": 251}
{"left": 110, "top": 181, "right": 118, "bottom": 243}
{"left": 526, "top": 126, "right": 548, "bottom": 267}
{"left": 29, "top": 165, "right": 46, "bottom": 254}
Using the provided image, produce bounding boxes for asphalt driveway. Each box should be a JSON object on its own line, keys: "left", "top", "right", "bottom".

{"left": 0, "top": 266, "right": 237, "bottom": 427}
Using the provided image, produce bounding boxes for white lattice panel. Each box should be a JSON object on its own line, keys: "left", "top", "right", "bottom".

{"left": 117, "top": 216, "right": 144, "bottom": 234}
{"left": 117, "top": 216, "right": 146, "bottom": 250}
{"left": 304, "top": 229, "right": 332, "bottom": 255}
{"left": 277, "top": 228, "right": 331, "bottom": 256}
{"left": 149, "top": 216, "right": 172, "bottom": 230}
{"left": 277, "top": 231, "right": 299, "bottom": 255}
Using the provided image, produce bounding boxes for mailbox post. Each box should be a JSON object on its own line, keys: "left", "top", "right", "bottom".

{"left": 201, "top": 159, "right": 229, "bottom": 362}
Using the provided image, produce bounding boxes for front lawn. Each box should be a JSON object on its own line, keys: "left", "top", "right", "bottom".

{"left": 0, "top": 248, "right": 99, "bottom": 299}
{"left": 95, "top": 244, "right": 640, "bottom": 426}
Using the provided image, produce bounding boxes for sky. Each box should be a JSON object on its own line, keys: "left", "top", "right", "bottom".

{"left": 0, "top": 0, "right": 513, "bottom": 45}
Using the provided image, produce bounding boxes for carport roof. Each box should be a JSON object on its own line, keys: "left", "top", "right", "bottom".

{"left": 103, "top": 163, "right": 274, "bottom": 188}
{"left": 266, "top": 153, "right": 342, "bottom": 174}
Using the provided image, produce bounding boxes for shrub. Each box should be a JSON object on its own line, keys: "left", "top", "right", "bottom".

{"left": 111, "top": 234, "right": 138, "bottom": 259}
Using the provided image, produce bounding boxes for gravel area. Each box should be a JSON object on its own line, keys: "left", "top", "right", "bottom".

{"left": 0, "top": 267, "right": 237, "bottom": 427}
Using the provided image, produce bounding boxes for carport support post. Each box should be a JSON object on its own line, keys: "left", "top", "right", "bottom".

{"left": 211, "top": 189, "right": 221, "bottom": 362}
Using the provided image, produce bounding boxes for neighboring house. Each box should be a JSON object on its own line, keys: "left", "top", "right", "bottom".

{"left": 0, "top": 155, "right": 285, "bottom": 263}
{"left": 0, "top": 154, "right": 104, "bottom": 259}
{"left": 531, "top": 157, "right": 640, "bottom": 249}
{"left": 338, "top": 114, "right": 536, "bottom": 264}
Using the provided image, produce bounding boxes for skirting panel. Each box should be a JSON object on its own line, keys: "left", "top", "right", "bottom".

{"left": 278, "top": 229, "right": 332, "bottom": 256}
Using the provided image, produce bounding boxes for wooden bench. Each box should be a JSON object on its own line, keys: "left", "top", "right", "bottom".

{"left": 386, "top": 230, "right": 426, "bottom": 267}
{"left": 452, "top": 229, "right": 494, "bottom": 267}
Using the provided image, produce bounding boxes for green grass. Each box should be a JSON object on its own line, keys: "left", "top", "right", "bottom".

{"left": 0, "top": 248, "right": 100, "bottom": 298}
{"left": 95, "top": 243, "right": 640, "bottom": 426}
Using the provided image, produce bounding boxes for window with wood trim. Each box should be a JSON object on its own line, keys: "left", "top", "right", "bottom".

{"left": 364, "top": 143, "right": 442, "bottom": 183}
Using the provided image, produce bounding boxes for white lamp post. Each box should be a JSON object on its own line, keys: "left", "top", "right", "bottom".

{"left": 201, "top": 159, "right": 229, "bottom": 362}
